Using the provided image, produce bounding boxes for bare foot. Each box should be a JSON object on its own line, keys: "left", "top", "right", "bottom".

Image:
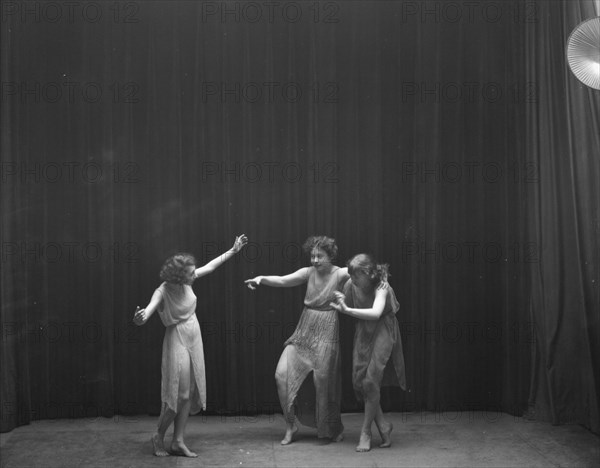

{"left": 170, "top": 441, "right": 198, "bottom": 458}
{"left": 280, "top": 424, "right": 299, "bottom": 445}
{"left": 379, "top": 422, "right": 393, "bottom": 448}
{"left": 151, "top": 433, "right": 169, "bottom": 457}
{"left": 332, "top": 432, "right": 344, "bottom": 443}
{"left": 356, "top": 431, "right": 371, "bottom": 452}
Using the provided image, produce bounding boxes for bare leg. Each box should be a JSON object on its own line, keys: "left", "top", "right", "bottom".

{"left": 374, "top": 405, "right": 393, "bottom": 448}
{"left": 276, "top": 346, "right": 302, "bottom": 445}
{"left": 152, "top": 403, "right": 175, "bottom": 456}
{"left": 356, "top": 400, "right": 377, "bottom": 452}
{"left": 356, "top": 379, "right": 380, "bottom": 452}
{"left": 170, "top": 352, "right": 198, "bottom": 458}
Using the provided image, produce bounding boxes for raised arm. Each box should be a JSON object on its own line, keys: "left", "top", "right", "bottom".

{"left": 133, "top": 289, "right": 163, "bottom": 326}
{"left": 245, "top": 267, "right": 310, "bottom": 289}
{"left": 194, "top": 234, "right": 248, "bottom": 279}
{"left": 330, "top": 287, "right": 388, "bottom": 320}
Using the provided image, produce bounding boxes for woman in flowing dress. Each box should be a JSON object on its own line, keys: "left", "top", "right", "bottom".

{"left": 245, "top": 235, "right": 349, "bottom": 445}
{"left": 330, "top": 253, "right": 406, "bottom": 452}
{"left": 134, "top": 234, "right": 247, "bottom": 457}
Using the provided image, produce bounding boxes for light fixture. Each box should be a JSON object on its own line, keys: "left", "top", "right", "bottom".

{"left": 566, "top": 16, "right": 600, "bottom": 90}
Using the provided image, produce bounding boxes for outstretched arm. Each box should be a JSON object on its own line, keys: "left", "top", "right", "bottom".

{"left": 245, "top": 267, "right": 310, "bottom": 289}
{"left": 194, "top": 234, "right": 248, "bottom": 279}
{"left": 133, "top": 289, "right": 163, "bottom": 326}
{"left": 330, "top": 286, "right": 388, "bottom": 320}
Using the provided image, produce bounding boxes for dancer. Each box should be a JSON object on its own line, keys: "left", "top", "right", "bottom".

{"left": 133, "top": 234, "right": 248, "bottom": 457}
{"left": 245, "top": 236, "right": 348, "bottom": 445}
{"left": 330, "top": 254, "right": 406, "bottom": 452}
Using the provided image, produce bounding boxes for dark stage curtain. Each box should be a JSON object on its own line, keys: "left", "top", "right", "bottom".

{"left": 1, "top": 0, "right": 596, "bottom": 435}
{"left": 525, "top": 0, "right": 600, "bottom": 433}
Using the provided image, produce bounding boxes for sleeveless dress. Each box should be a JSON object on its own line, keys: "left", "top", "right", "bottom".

{"left": 341, "top": 279, "right": 407, "bottom": 400}
{"left": 156, "top": 281, "right": 206, "bottom": 414}
{"left": 282, "top": 266, "right": 347, "bottom": 439}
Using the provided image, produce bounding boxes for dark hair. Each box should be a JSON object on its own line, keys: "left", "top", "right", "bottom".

{"left": 347, "top": 253, "right": 389, "bottom": 285}
{"left": 159, "top": 253, "right": 197, "bottom": 284}
{"left": 302, "top": 235, "right": 338, "bottom": 261}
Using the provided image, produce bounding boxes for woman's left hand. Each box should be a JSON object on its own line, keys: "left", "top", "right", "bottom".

{"left": 232, "top": 234, "right": 248, "bottom": 253}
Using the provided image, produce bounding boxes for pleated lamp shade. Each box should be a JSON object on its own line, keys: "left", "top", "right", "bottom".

{"left": 566, "top": 17, "right": 600, "bottom": 90}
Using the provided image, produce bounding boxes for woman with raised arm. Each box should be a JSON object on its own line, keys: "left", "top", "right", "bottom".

{"left": 133, "top": 234, "right": 248, "bottom": 458}
{"left": 330, "top": 253, "right": 406, "bottom": 452}
{"left": 245, "top": 235, "right": 349, "bottom": 445}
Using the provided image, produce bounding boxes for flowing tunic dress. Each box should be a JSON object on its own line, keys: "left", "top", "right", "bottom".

{"left": 341, "top": 279, "right": 407, "bottom": 400}
{"left": 156, "top": 281, "right": 206, "bottom": 414}
{"left": 282, "top": 266, "right": 347, "bottom": 439}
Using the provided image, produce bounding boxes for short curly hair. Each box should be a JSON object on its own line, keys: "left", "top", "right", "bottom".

{"left": 347, "top": 253, "right": 389, "bottom": 285}
{"left": 302, "top": 235, "right": 338, "bottom": 261}
{"left": 159, "top": 253, "right": 197, "bottom": 284}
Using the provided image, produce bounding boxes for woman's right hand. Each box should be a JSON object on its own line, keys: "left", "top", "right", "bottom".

{"left": 133, "top": 306, "right": 147, "bottom": 326}
{"left": 330, "top": 291, "right": 348, "bottom": 312}
{"left": 244, "top": 276, "right": 262, "bottom": 290}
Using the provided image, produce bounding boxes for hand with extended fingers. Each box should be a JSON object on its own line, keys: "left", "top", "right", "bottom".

{"left": 244, "top": 276, "right": 262, "bottom": 290}
{"left": 232, "top": 234, "right": 248, "bottom": 253}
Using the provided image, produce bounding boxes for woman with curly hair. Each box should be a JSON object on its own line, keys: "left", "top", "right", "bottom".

{"left": 245, "top": 235, "right": 349, "bottom": 445}
{"left": 330, "top": 253, "right": 406, "bottom": 452}
{"left": 134, "top": 234, "right": 247, "bottom": 457}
